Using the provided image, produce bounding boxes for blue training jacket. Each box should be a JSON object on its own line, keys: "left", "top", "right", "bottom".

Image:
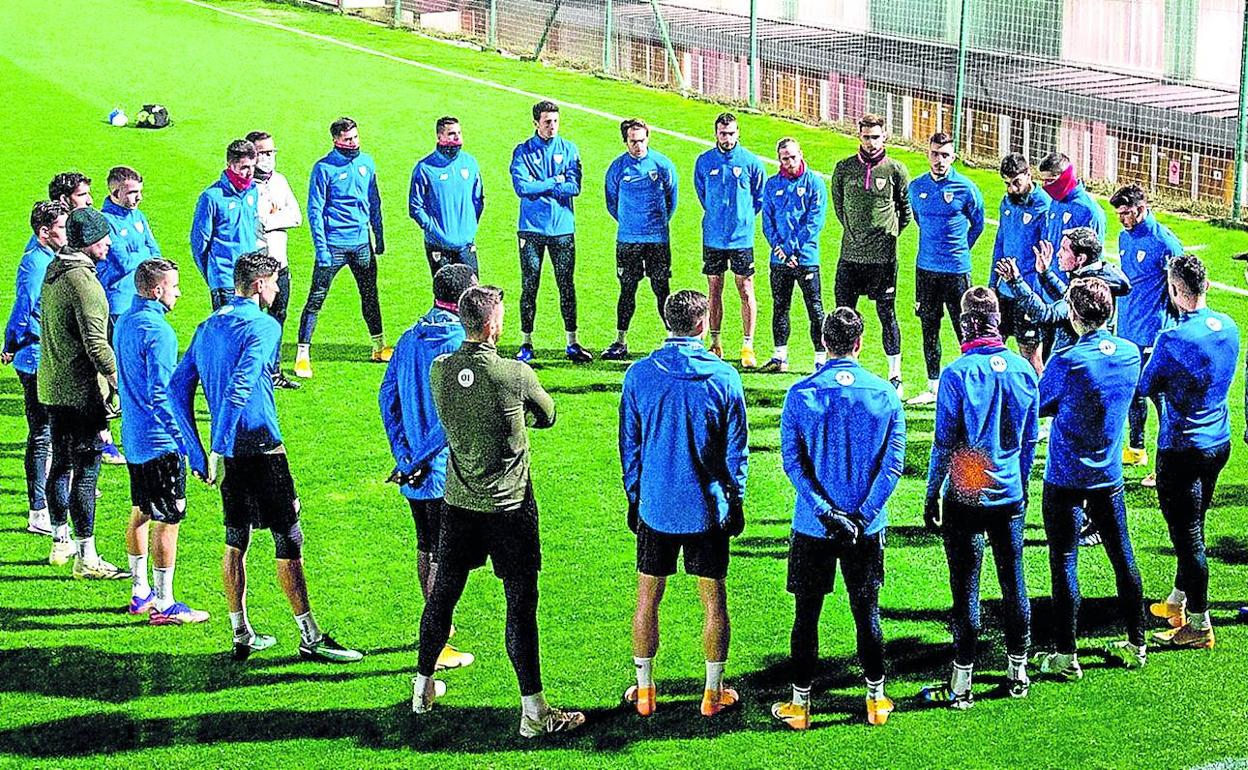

{"left": 989, "top": 187, "right": 1051, "bottom": 296}
{"left": 1138, "top": 307, "right": 1240, "bottom": 451}
{"left": 171, "top": 296, "right": 283, "bottom": 475}
{"left": 781, "top": 358, "right": 905, "bottom": 538}
{"left": 1039, "top": 329, "right": 1140, "bottom": 489}
{"left": 909, "top": 169, "right": 985, "bottom": 274}
{"left": 619, "top": 338, "right": 748, "bottom": 535}
{"left": 694, "top": 144, "right": 766, "bottom": 250}
{"left": 510, "top": 134, "right": 581, "bottom": 236}
{"left": 190, "top": 173, "right": 260, "bottom": 291}
{"left": 114, "top": 297, "right": 184, "bottom": 465}
{"left": 3, "top": 239, "right": 55, "bottom": 375}
{"left": 308, "top": 148, "right": 384, "bottom": 264}
{"left": 927, "top": 343, "right": 1040, "bottom": 507}
{"left": 99, "top": 198, "right": 161, "bottom": 316}
{"left": 1044, "top": 181, "right": 1106, "bottom": 248}
{"left": 604, "top": 149, "right": 678, "bottom": 244}
{"left": 762, "top": 167, "right": 827, "bottom": 268}
{"left": 379, "top": 306, "right": 465, "bottom": 501}
{"left": 408, "top": 148, "right": 484, "bottom": 250}
{"left": 1117, "top": 212, "right": 1182, "bottom": 349}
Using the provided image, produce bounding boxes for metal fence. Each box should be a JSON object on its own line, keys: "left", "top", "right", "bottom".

{"left": 350, "top": 0, "right": 1248, "bottom": 217}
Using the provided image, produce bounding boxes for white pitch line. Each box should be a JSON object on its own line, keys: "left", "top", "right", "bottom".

{"left": 180, "top": 0, "right": 1247, "bottom": 299}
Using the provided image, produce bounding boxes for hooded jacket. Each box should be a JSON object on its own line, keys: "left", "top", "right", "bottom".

{"left": 379, "top": 306, "right": 465, "bottom": 500}
{"left": 619, "top": 338, "right": 749, "bottom": 535}
{"left": 98, "top": 198, "right": 161, "bottom": 315}
{"left": 37, "top": 250, "right": 116, "bottom": 409}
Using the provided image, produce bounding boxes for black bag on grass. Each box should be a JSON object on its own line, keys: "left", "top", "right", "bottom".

{"left": 135, "top": 104, "right": 170, "bottom": 129}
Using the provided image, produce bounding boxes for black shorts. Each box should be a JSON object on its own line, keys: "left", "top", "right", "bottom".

{"left": 408, "top": 497, "right": 443, "bottom": 553}
{"left": 914, "top": 268, "right": 970, "bottom": 320}
{"left": 424, "top": 242, "right": 479, "bottom": 276}
{"left": 127, "top": 452, "right": 187, "bottom": 524}
{"left": 617, "top": 241, "right": 672, "bottom": 282}
{"left": 636, "top": 520, "right": 730, "bottom": 580}
{"left": 997, "top": 294, "right": 1042, "bottom": 345}
{"left": 835, "top": 260, "right": 898, "bottom": 304}
{"left": 786, "top": 531, "right": 885, "bottom": 596}
{"left": 438, "top": 491, "right": 541, "bottom": 579}
{"left": 702, "top": 246, "right": 755, "bottom": 278}
{"left": 220, "top": 452, "right": 300, "bottom": 531}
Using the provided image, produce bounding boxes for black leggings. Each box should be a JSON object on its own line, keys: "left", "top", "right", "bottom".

{"left": 770, "top": 264, "right": 824, "bottom": 350}
{"left": 790, "top": 585, "right": 885, "bottom": 687}
{"left": 519, "top": 232, "right": 577, "bottom": 334}
{"left": 1127, "top": 349, "right": 1153, "bottom": 449}
{"left": 418, "top": 566, "right": 543, "bottom": 695}
{"left": 920, "top": 315, "right": 964, "bottom": 381}
{"left": 618, "top": 275, "right": 669, "bottom": 332}
{"left": 47, "top": 406, "right": 104, "bottom": 539}
{"left": 1156, "top": 443, "right": 1230, "bottom": 614}
{"left": 297, "top": 244, "right": 383, "bottom": 344}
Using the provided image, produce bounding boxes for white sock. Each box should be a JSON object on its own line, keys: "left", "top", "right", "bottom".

{"left": 814, "top": 351, "right": 827, "bottom": 366}
{"left": 792, "top": 684, "right": 811, "bottom": 707}
{"left": 414, "top": 673, "right": 434, "bottom": 699}
{"left": 1007, "top": 654, "right": 1028, "bottom": 683}
{"left": 773, "top": 345, "right": 788, "bottom": 361}
{"left": 705, "top": 660, "right": 726, "bottom": 692}
{"left": 887, "top": 354, "right": 902, "bottom": 379}
{"left": 866, "top": 676, "right": 885, "bottom": 701}
{"left": 1187, "top": 610, "right": 1211, "bottom": 631}
{"left": 1166, "top": 588, "right": 1187, "bottom": 606}
{"left": 230, "top": 609, "right": 253, "bottom": 641}
{"left": 153, "top": 566, "right": 175, "bottom": 611}
{"left": 616, "top": 330, "right": 628, "bottom": 345}
{"left": 294, "top": 610, "right": 321, "bottom": 645}
{"left": 634, "top": 656, "right": 654, "bottom": 688}
{"left": 370, "top": 333, "right": 386, "bottom": 352}
{"left": 742, "top": 335, "right": 753, "bottom": 348}
{"left": 128, "top": 554, "right": 150, "bottom": 597}
{"left": 951, "top": 663, "right": 973, "bottom": 695}
{"left": 522, "top": 332, "right": 533, "bottom": 346}
{"left": 76, "top": 536, "right": 98, "bottom": 562}
{"left": 296, "top": 343, "right": 310, "bottom": 360}
{"left": 520, "top": 691, "right": 548, "bottom": 719}
{"left": 566, "top": 330, "right": 578, "bottom": 347}
{"left": 53, "top": 523, "right": 69, "bottom": 542}
{"left": 928, "top": 378, "right": 940, "bottom": 394}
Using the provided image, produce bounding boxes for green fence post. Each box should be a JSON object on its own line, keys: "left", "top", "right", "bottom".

{"left": 392, "top": 0, "right": 402, "bottom": 28}
{"left": 533, "top": 0, "right": 563, "bottom": 60}
{"left": 604, "top": 0, "right": 614, "bottom": 73}
{"left": 748, "top": 0, "right": 758, "bottom": 108}
{"left": 1233, "top": 0, "right": 1248, "bottom": 221}
{"left": 487, "top": 0, "right": 497, "bottom": 49}
{"left": 951, "top": 0, "right": 970, "bottom": 155}
{"left": 650, "top": 0, "right": 687, "bottom": 91}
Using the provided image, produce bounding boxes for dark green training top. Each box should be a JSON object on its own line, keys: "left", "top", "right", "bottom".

{"left": 431, "top": 340, "right": 556, "bottom": 512}
{"left": 829, "top": 154, "right": 911, "bottom": 264}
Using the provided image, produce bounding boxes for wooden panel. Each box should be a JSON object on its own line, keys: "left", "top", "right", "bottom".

{"left": 1115, "top": 137, "right": 1153, "bottom": 189}
{"left": 967, "top": 107, "right": 998, "bottom": 160}
{"left": 1154, "top": 144, "right": 1195, "bottom": 200}
{"left": 1198, "top": 152, "right": 1235, "bottom": 204}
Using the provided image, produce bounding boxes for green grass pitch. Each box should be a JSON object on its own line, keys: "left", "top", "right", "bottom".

{"left": 2, "top": 0, "right": 1248, "bottom": 767}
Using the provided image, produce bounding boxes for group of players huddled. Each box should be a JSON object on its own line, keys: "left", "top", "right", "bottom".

{"left": 3, "top": 101, "right": 1244, "bottom": 736}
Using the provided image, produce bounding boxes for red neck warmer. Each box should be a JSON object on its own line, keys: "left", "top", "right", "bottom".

{"left": 961, "top": 335, "right": 1005, "bottom": 354}
{"left": 224, "top": 167, "right": 253, "bottom": 192}
{"left": 1043, "top": 164, "right": 1077, "bottom": 202}
{"left": 437, "top": 138, "right": 463, "bottom": 148}
{"left": 434, "top": 300, "right": 458, "bottom": 313}
{"left": 858, "top": 147, "right": 885, "bottom": 190}
{"left": 780, "top": 160, "right": 806, "bottom": 180}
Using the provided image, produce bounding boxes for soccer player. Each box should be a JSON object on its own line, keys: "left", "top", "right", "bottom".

{"left": 38, "top": 207, "right": 128, "bottom": 578}
{"left": 906, "top": 133, "right": 985, "bottom": 405}
{"left": 921, "top": 287, "right": 1038, "bottom": 708}
{"left": 380, "top": 263, "right": 479, "bottom": 671}
{"left": 1038, "top": 153, "right": 1106, "bottom": 252}
{"left": 510, "top": 101, "right": 592, "bottom": 364}
{"left": 987, "top": 153, "right": 1051, "bottom": 375}
{"left": 410, "top": 116, "right": 485, "bottom": 276}
{"left": 297, "top": 117, "right": 390, "bottom": 376}
{"left": 694, "top": 112, "right": 766, "bottom": 365}
{"left": 98, "top": 166, "right": 161, "bottom": 321}
{"left": 3, "top": 201, "right": 68, "bottom": 536}
{"left": 1032, "top": 277, "right": 1146, "bottom": 678}
{"left": 1139, "top": 254, "right": 1239, "bottom": 650}
{"left": 171, "top": 251, "right": 362, "bottom": 663}
{"left": 830, "top": 114, "right": 910, "bottom": 394}
{"left": 191, "top": 139, "right": 261, "bottom": 310}
{"left": 771, "top": 307, "right": 904, "bottom": 729}
{"left": 414, "top": 285, "right": 584, "bottom": 737}
{"left": 619, "top": 289, "right": 748, "bottom": 719}
{"left": 1111, "top": 184, "right": 1183, "bottom": 486}
{"left": 248, "top": 130, "right": 304, "bottom": 390}
{"left": 115, "top": 258, "right": 209, "bottom": 625}
{"left": 760, "top": 138, "right": 826, "bottom": 373}
{"left": 602, "top": 118, "right": 678, "bottom": 361}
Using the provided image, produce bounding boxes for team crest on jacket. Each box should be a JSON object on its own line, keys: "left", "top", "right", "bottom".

{"left": 461, "top": 168, "right": 470, "bottom": 179}
{"left": 359, "top": 166, "right": 369, "bottom": 177}
{"left": 1022, "top": 212, "right": 1032, "bottom": 224}
{"left": 943, "top": 191, "right": 955, "bottom": 204}
{"left": 797, "top": 187, "right": 806, "bottom": 197}
{"left": 732, "top": 166, "right": 742, "bottom": 177}
{"left": 1136, "top": 250, "right": 1146, "bottom": 262}
{"left": 135, "top": 222, "right": 145, "bottom": 232}
{"left": 120, "top": 228, "right": 129, "bottom": 237}
{"left": 875, "top": 177, "right": 887, "bottom": 190}
{"left": 553, "top": 154, "right": 564, "bottom": 164}
{"left": 1062, "top": 212, "right": 1071, "bottom": 223}
{"left": 649, "top": 170, "right": 658, "bottom": 181}
{"left": 1098, "top": 339, "right": 1117, "bottom": 356}
{"left": 834, "top": 370, "right": 855, "bottom": 386}
{"left": 989, "top": 355, "right": 1007, "bottom": 372}
{"left": 247, "top": 195, "right": 255, "bottom": 205}
{"left": 1206, "top": 317, "right": 1224, "bottom": 332}
{"left": 439, "top": 173, "right": 449, "bottom": 181}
